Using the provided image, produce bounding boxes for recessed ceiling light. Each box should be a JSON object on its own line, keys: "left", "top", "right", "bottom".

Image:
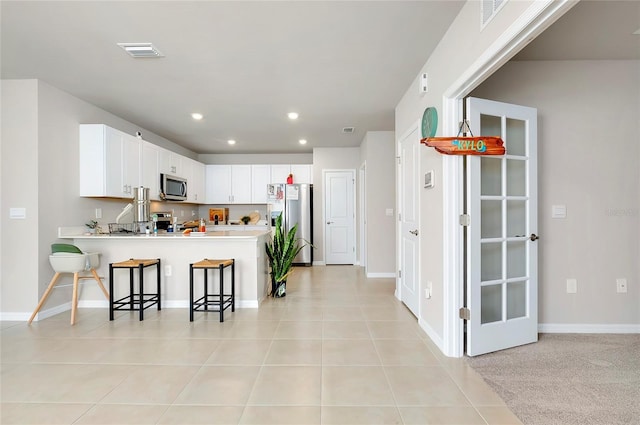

{"left": 117, "top": 42, "right": 164, "bottom": 58}
{"left": 287, "top": 112, "right": 299, "bottom": 120}
{"left": 191, "top": 113, "right": 203, "bottom": 120}
{"left": 299, "top": 139, "right": 307, "bottom": 145}
{"left": 227, "top": 139, "right": 236, "bottom": 145}
{"left": 342, "top": 127, "right": 355, "bottom": 134}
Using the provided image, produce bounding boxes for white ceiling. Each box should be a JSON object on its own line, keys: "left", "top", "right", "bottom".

{"left": 0, "top": 0, "right": 464, "bottom": 154}
{"left": 2, "top": 1, "right": 637, "bottom": 155}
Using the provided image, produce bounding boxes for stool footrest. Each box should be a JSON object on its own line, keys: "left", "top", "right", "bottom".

{"left": 112, "top": 294, "right": 160, "bottom": 311}
{"left": 193, "top": 294, "right": 234, "bottom": 313}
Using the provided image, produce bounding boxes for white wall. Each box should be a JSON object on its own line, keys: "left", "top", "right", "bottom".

{"left": 1, "top": 80, "right": 40, "bottom": 315}
{"left": 0, "top": 79, "right": 200, "bottom": 318}
{"left": 312, "top": 147, "right": 361, "bottom": 264}
{"left": 360, "top": 131, "right": 396, "bottom": 275}
{"left": 471, "top": 60, "right": 640, "bottom": 327}
{"left": 394, "top": 0, "right": 568, "bottom": 350}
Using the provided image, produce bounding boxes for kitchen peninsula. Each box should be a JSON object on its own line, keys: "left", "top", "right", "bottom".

{"left": 59, "top": 228, "right": 271, "bottom": 308}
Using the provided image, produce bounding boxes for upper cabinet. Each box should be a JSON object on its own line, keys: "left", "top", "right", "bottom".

{"left": 80, "top": 124, "right": 205, "bottom": 203}
{"left": 270, "top": 164, "right": 313, "bottom": 184}
{"left": 251, "top": 164, "right": 271, "bottom": 204}
{"left": 79, "top": 124, "right": 140, "bottom": 198}
{"left": 140, "top": 141, "right": 161, "bottom": 201}
{"left": 205, "top": 164, "right": 252, "bottom": 204}
{"left": 184, "top": 158, "right": 206, "bottom": 203}
{"left": 290, "top": 164, "right": 313, "bottom": 184}
{"left": 159, "top": 148, "right": 183, "bottom": 177}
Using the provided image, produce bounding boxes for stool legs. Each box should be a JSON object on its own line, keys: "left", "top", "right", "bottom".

{"left": 190, "top": 259, "right": 235, "bottom": 323}
{"left": 28, "top": 272, "right": 62, "bottom": 324}
{"left": 109, "top": 259, "right": 161, "bottom": 321}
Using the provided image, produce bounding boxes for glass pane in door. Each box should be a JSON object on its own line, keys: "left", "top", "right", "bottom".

{"left": 507, "top": 200, "right": 526, "bottom": 237}
{"left": 506, "top": 159, "right": 526, "bottom": 196}
{"left": 481, "top": 200, "right": 502, "bottom": 238}
{"left": 481, "top": 242, "right": 502, "bottom": 281}
{"left": 481, "top": 157, "right": 501, "bottom": 196}
{"left": 481, "top": 283, "right": 503, "bottom": 324}
{"left": 507, "top": 241, "right": 526, "bottom": 279}
{"left": 480, "top": 114, "right": 501, "bottom": 136}
{"left": 507, "top": 280, "right": 527, "bottom": 319}
{"left": 506, "top": 118, "right": 526, "bottom": 156}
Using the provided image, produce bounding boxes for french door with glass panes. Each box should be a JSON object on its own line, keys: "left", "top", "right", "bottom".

{"left": 465, "top": 97, "right": 538, "bottom": 356}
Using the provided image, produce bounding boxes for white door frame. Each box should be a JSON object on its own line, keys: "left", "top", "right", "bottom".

{"left": 439, "top": 0, "right": 575, "bottom": 357}
{"left": 359, "top": 162, "right": 367, "bottom": 269}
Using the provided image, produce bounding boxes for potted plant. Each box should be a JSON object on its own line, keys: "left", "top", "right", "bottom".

{"left": 265, "top": 213, "right": 309, "bottom": 297}
{"left": 85, "top": 219, "right": 99, "bottom": 234}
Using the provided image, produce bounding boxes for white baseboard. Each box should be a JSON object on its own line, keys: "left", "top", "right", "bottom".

{"left": 418, "top": 317, "right": 445, "bottom": 353}
{"left": 78, "top": 300, "right": 109, "bottom": 308}
{"left": 312, "top": 261, "right": 326, "bottom": 266}
{"left": 539, "top": 323, "right": 640, "bottom": 333}
{"left": 366, "top": 272, "right": 395, "bottom": 278}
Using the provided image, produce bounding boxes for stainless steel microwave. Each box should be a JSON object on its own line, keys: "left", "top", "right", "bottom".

{"left": 160, "top": 174, "right": 187, "bottom": 201}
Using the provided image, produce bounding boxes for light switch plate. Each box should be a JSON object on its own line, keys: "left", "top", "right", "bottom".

{"left": 552, "top": 205, "right": 567, "bottom": 219}
{"left": 567, "top": 278, "right": 577, "bottom": 293}
{"left": 9, "top": 208, "right": 26, "bottom": 219}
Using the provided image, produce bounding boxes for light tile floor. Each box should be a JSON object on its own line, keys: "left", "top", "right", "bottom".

{"left": 1, "top": 266, "right": 522, "bottom": 424}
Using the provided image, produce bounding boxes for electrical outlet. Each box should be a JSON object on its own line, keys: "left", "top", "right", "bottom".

{"left": 566, "top": 278, "right": 577, "bottom": 294}
{"left": 95, "top": 208, "right": 102, "bottom": 219}
{"left": 164, "top": 265, "right": 172, "bottom": 277}
{"left": 616, "top": 278, "right": 627, "bottom": 293}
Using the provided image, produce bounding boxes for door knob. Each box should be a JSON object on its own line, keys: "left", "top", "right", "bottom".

{"left": 409, "top": 229, "right": 419, "bottom": 236}
{"left": 326, "top": 221, "right": 334, "bottom": 225}
{"left": 530, "top": 233, "right": 539, "bottom": 241}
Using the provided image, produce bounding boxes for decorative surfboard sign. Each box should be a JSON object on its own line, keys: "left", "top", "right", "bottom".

{"left": 421, "top": 136, "right": 505, "bottom": 156}
{"left": 419, "top": 109, "right": 506, "bottom": 156}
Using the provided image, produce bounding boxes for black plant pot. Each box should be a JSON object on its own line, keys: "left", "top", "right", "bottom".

{"left": 271, "top": 276, "right": 286, "bottom": 298}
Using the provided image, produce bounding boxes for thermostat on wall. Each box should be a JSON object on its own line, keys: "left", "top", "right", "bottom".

{"left": 424, "top": 170, "right": 434, "bottom": 189}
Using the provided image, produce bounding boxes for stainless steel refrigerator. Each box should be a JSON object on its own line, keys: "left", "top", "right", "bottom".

{"left": 267, "top": 183, "right": 313, "bottom": 266}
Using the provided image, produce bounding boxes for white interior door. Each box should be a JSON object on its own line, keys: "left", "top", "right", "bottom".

{"left": 324, "top": 170, "right": 355, "bottom": 264}
{"left": 466, "top": 97, "right": 538, "bottom": 356}
{"left": 398, "top": 127, "right": 420, "bottom": 317}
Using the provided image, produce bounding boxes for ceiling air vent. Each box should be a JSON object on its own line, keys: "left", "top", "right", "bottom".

{"left": 342, "top": 127, "right": 355, "bottom": 134}
{"left": 117, "top": 43, "right": 164, "bottom": 58}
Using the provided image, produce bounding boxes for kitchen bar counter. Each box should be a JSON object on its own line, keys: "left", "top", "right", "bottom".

{"left": 59, "top": 227, "right": 271, "bottom": 309}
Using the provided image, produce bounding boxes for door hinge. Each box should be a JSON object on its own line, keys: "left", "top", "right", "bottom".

{"left": 397, "top": 156, "right": 401, "bottom": 165}
{"left": 398, "top": 270, "right": 402, "bottom": 278}
{"left": 459, "top": 307, "right": 470, "bottom": 320}
{"left": 459, "top": 214, "right": 470, "bottom": 226}
{"left": 398, "top": 213, "right": 402, "bottom": 221}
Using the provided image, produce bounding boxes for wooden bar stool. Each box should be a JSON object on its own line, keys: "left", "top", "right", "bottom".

{"left": 29, "top": 244, "right": 109, "bottom": 325}
{"left": 109, "top": 258, "right": 161, "bottom": 321}
{"left": 189, "top": 259, "right": 235, "bottom": 322}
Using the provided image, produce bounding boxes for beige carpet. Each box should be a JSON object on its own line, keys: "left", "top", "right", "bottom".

{"left": 466, "top": 333, "right": 640, "bottom": 425}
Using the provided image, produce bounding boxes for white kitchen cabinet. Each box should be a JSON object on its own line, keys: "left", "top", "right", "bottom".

{"left": 140, "top": 141, "right": 161, "bottom": 201}
{"left": 205, "top": 164, "right": 252, "bottom": 204}
{"left": 269, "top": 164, "right": 312, "bottom": 184}
{"left": 159, "top": 148, "right": 183, "bottom": 177}
{"left": 251, "top": 164, "right": 271, "bottom": 204}
{"left": 184, "top": 158, "right": 205, "bottom": 204}
{"left": 270, "top": 164, "right": 291, "bottom": 183}
{"left": 290, "top": 164, "right": 313, "bottom": 184}
{"left": 80, "top": 124, "right": 140, "bottom": 198}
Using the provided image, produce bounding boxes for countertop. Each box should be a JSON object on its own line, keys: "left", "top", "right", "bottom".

{"left": 58, "top": 227, "right": 269, "bottom": 240}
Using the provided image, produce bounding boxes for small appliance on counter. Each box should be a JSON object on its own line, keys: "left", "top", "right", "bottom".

{"left": 208, "top": 208, "right": 229, "bottom": 224}
{"left": 154, "top": 212, "right": 173, "bottom": 231}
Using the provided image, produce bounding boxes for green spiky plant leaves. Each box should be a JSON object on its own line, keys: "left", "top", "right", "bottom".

{"left": 265, "top": 213, "right": 310, "bottom": 297}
